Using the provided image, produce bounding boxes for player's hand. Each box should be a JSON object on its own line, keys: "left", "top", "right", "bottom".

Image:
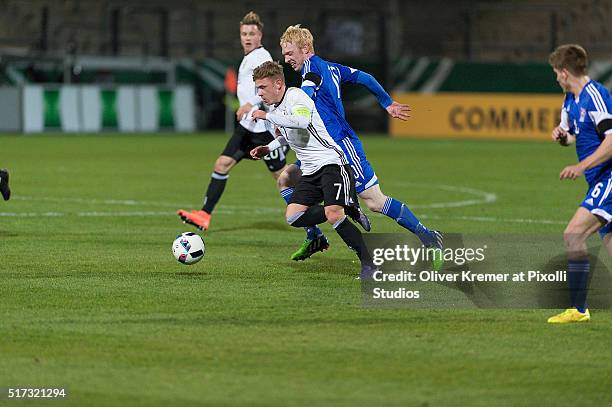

{"left": 251, "top": 110, "right": 267, "bottom": 122}
{"left": 552, "top": 126, "right": 570, "bottom": 145}
{"left": 386, "top": 101, "right": 411, "bottom": 121}
{"left": 236, "top": 103, "right": 253, "bottom": 121}
{"left": 559, "top": 164, "right": 585, "bottom": 180}
{"left": 250, "top": 145, "right": 270, "bottom": 160}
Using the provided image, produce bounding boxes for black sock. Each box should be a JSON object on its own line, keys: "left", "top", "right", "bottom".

{"left": 568, "top": 259, "right": 589, "bottom": 313}
{"left": 289, "top": 205, "right": 327, "bottom": 227}
{"left": 202, "top": 171, "right": 228, "bottom": 213}
{"left": 334, "top": 216, "right": 372, "bottom": 266}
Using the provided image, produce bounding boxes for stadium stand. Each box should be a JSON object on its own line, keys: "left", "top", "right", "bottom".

{"left": 1, "top": 0, "right": 611, "bottom": 131}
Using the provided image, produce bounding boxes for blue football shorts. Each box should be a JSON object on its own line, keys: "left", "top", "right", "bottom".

{"left": 580, "top": 171, "right": 612, "bottom": 237}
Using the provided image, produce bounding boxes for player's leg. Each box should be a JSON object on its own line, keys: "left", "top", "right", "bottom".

{"left": 324, "top": 204, "right": 372, "bottom": 270}
{"left": 548, "top": 206, "right": 605, "bottom": 323}
{"left": 341, "top": 165, "right": 371, "bottom": 232}
{"left": 359, "top": 184, "right": 441, "bottom": 247}
{"left": 596, "top": 205, "right": 612, "bottom": 255}
{"left": 0, "top": 168, "right": 11, "bottom": 201}
{"left": 270, "top": 166, "right": 286, "bottom": 181}
{"left": 320, "top": 165, "right": 373, "bottom": 275}
{"left": 279, "top": 162, "right": 328, "bottom": 260}
{"left": 339, "top": 136, "right": 438, "bottom": 239}
{"left": 286, "top": 203, "right": 327, "bottom": 226}
{"left": 342, "top": 135, "right": 442, "bottom": 268}
{"left": 278, "top": 161, "right": 302, "bottom": 197}
{"left": 329, "top": 140, "right": 370, "bottom": 231}
{"left": 203, "top": 155, "right": 238, "bottom": 212}
{"left": 285, "top": 173, "right": 329, "bottom": 260}
{"left": 358, "top": 183, "right": 444, "bottom": 270}
{"left": 177, "top": 125, "right": 247, "bottom": 230}
{"left": 602, "top": 228, "right": 612, "bottom": 257}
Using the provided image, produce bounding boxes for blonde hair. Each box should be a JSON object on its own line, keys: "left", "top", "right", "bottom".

{"left": 549, "top": 44, "right": 588, "bottom": 76}
{"left": 240, "top": 11, "right": 263, "bottom": 32}
{"left": 253, "top": 61, "right": 285, "bottom": 82}
{"left": 280, "top": 24, "right": 315, "bottom": 53}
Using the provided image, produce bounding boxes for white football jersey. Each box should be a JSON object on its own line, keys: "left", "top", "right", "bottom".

{"left": 237, "top": 46, "right": 272, "bottom": 132}
{"left": 267, "top": 87, "right": 347, "bottom": 175}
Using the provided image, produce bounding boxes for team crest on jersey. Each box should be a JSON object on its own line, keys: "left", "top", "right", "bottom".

{"left": 580, "top": 107, "right": 586, "bottom": 122}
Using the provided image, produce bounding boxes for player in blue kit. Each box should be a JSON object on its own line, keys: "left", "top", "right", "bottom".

{"left": 277, "top": 25, "right": 442, "bottom": 264}
{"left": 547, "top": 44, "right": 612, "bottom": 323}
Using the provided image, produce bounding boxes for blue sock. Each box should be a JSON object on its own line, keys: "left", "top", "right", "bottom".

{"left": 568, "top": 259, "right": 589, "bottom": 313}
{"left": 280, "top": 187, "right": 323, "bottom": 240}
{"left": 280, "top": 188, "right": 294, "bottom": 205}
{"left": 382, "top": 197, "right": 430, "bottom": 236}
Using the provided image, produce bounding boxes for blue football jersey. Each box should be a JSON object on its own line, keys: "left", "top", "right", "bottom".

{"left": 298, "top": 55, "right": 394, "bottom": 192}
{"left": 561, "top": 80, "right": 612, "bottom": 186}
{"left": 300, "top": 55, "right": 362, "bottom": 143}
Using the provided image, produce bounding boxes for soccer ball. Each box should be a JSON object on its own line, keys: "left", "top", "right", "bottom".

{"left": 172, "top": 232, "right": 205, "bottom": 265}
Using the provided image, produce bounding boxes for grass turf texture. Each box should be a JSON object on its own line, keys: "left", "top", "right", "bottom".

{"left": 0, "top": 133, "right": 610, "bottom": 406}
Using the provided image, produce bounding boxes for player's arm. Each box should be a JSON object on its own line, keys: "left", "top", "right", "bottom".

{"left": 560, "top": 135, "right": 612, "bottom": 180}
{"left": 236, "top": 85, "right": 268, "bottom": 120}
{"left": 236, "top": 102, "right": 259, "bottom": 121}
{"left": 552, "top": 107, "right": 575, "bottom": 146}
{"left": 552, "top": 126, "right": 575, "bottom": 146}
{"left": 250, "top": 134, "right": 288, "bottom": 159}
{"left": 249, "top": 119, "right": 288, "bottom": 159}
{"left": 266, "top": 105, "right": 311, "bottom": 129}
{"left": 337, "top": 64, "right": 410, "bottom": 120}
{"left": 252, "top": 100, "right": 312, "bottom": 130}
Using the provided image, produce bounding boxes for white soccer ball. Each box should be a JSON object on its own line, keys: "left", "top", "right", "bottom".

{"left": 172, "top": 232, "right": 205, "bottom": 265}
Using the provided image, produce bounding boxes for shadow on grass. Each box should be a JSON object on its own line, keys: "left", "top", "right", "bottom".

{"left": 174, "top": 271, "right": 209, "bottom": 278}
{"left": 289, "top": 255, "right": 358, "bottom": 277}
{"left": 207, "top": 221, "right": 289, "bottom": 234}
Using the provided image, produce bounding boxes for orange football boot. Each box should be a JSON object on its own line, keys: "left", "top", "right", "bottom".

{"left": 177, "top": 209, "right": 211, "bottom": 231}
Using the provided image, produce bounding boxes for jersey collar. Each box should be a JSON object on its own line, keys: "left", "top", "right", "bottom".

{"left": 301, "top": 54, "right": 316, "bottom": 75}
{"left": 275, "top": 87, "right": 288, "bottom": 107}
{"left": 575, "top": 78, "right": 593, "bottom": 103}
{"left": 244, "top": 46, "right": 263, "bottom": 56}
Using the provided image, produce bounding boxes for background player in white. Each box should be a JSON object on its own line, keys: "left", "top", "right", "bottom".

{"left": 249, "top": 61, "right": 374, "bottom": 274}
{"left": 177, "top": 11, "right": 288, "bottom": 230}
{"left": 548, "top": 44, "right": 612, "bottom": 323}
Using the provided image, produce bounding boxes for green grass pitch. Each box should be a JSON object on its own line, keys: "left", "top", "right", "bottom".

{"left": 0, "top": 133, "right": 610, "bottom": 406}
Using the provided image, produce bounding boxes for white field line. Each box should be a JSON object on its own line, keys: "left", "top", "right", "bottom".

{"left": 12, "top": 196, "right": 192, "bottom": 208}
{"left": 14, "top": 183, "right": 496, "bottom": 210}
{"left": 0, "top": 211, "right": 567, "bottom": 225}
{"left": 1, "top": 185, "right": 566, "bottom": 225}
{"left": 419, "top": 214, "right": 566, "bottom": 225}
{"left": 0, "top": 208, "right": 282, "bottom": 217}
{"left": 391, "top": 182, "right": 497, "bottom": 209}
{"left": 0, "top": 212, "right": 65, "bottom": 217}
